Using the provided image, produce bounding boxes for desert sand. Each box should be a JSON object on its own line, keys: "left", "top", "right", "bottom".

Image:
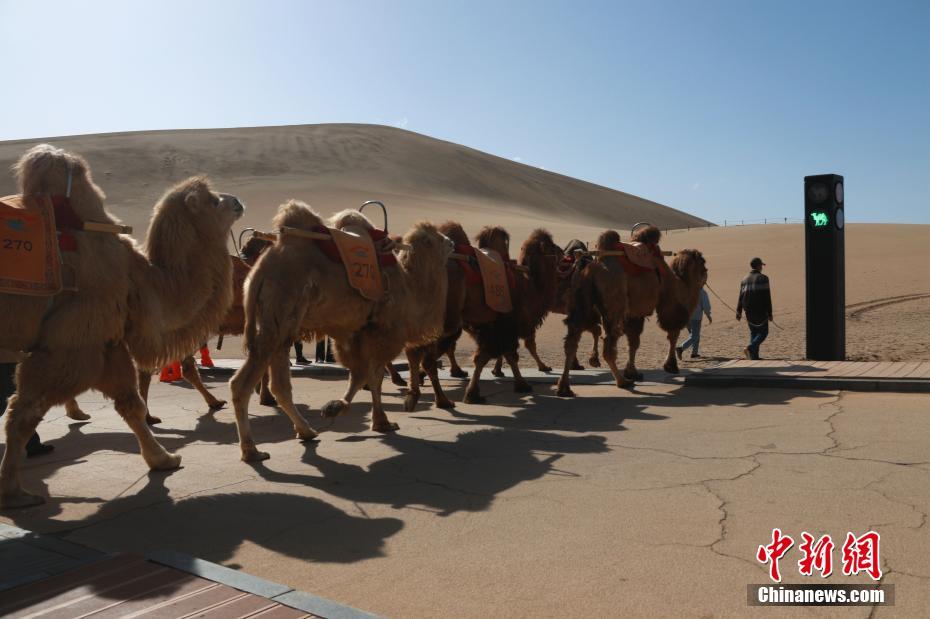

{"left": 2, "top": 124, "right": 927, "bottom": 370}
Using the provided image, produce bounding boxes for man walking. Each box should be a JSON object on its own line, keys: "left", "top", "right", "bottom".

{"left": 736, "top": 257, "right": 773, "bottom": 360}
{"left": 677, "top": 286, "right": 712, "bottom": 359}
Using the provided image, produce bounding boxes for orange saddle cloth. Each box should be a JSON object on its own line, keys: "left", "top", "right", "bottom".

{"left": 475, "top": 248, "right": 513, "bottom": 313}
{"left": 330, "top": 227, "right": 384, "bottom": 302}
{"left": 0, "top": 194, "right": 62, "bottom": 296}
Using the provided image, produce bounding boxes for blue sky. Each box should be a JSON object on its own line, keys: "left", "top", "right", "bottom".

{"left": 1, "top": 0, "right": 927, "bottom": 223}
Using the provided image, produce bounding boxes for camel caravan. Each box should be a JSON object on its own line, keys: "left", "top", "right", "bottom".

{"left": 0, "top": 144, "right": 707, "bottom": 508}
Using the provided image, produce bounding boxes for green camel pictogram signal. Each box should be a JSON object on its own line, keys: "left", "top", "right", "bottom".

{"left": 810, "top": 211, "right": 829, "bottom": 227}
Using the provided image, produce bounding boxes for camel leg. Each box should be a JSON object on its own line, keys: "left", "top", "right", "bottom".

{"left": 181, "top": 356, "right": 226, "bottom": 411}
{"left": 602, "top": 321, "right": 631, "bottom": 389}
{"left": 424, "top": 352, "right": 454, "bottom": 409}
{"left": 463, "top": 350, "right": 492, "bottom": 404}
{"left": 403, "top": 349, "right": 423, "bottom": 412}
{"left": 491, "top": 357, "right": 505, "bottom": 377}
{"left": 268, "top": 348, "right": 318, "bottom": 441}
{"left": 136, "top": 370, "right": 162, "bottom": 425}
{"left": 0, "top": 394, "right": 47, "bottom": 508}
{"left": 65, "top": 398, "right": 90, "bottom": 421}
{"left": 230, "top": 353, "right": 273, "bottom": 462}
{"left": 368, "top": 365, "right": 398, "bottom": 433}
{"left": 557, "top": 327, "right": 583, "bottom": 398}
{"left": 525, "top": 333, "right": 552, "bottom": 372}
{"left": 387, "top": 363, "right": 407, "bottom": 388}
{"left": 505, "top": 349, "right": 533, "bottom": 393}
{"left": 588, "top": 325, "right": 602, "bottom": 368}
{"left": 623, "top": 317, "right": 646, "bottom": 382}
{"left": 321, "top": 369, "right": 368, "bottom": 419}
{"left": 663, "top": 328, "right": 681, "bottom": 374}
{"left": 258, "top": 370, "right": 276, "bottom": 406}
{"left": 97, "top": 343, "right": 180, "bottom": 471}
{"left": 447, "top": 342, "right": 468, "bottom": 379}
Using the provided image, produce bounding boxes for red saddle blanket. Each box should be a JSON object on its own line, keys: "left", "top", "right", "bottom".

{"left": 610, "top": 242, "right": 663, "bottom": 276}
{"left": 0, "top": 194, "right": 62, "bottom": 296}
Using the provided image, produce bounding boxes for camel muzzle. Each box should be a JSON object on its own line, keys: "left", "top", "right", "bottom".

{"left": 219, "top": 193, "right": 245, "bottom": 218}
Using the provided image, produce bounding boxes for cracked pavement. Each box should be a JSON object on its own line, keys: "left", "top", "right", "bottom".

{"left": 1, "top": 371, "right": 928, "bottom": 617}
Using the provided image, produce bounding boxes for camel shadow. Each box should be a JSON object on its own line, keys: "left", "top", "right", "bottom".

{"left": 1, "top": 471, "right": 403, "bottom": 606}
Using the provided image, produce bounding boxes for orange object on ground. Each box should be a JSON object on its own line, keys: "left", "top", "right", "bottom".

{"left": 475, "top": 248, "right": 513, "bottom": 313}
{"left": 0, "top": 194, "right": 62, "bottom": 296}
{"left": 199, "top": 346, "right": 214, "bottom": 367}
{"left": 159, "top": 361, "right": 182, "bottom": 382}
{"left": 330, "top": 226, "right": 385, "bottom": 301}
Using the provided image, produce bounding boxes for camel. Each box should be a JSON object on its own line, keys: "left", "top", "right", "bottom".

{"left": 552, "top": 239, "right": 602, "bottom": 370}
{"left": 621, "top": 226, "right": 707, "bottom": 378}
{"left": 556, "top": 230, "right": 631, "bottom": 397}
{"left": 0, "top": 144, "right": 243, "bottom": 508}
{"left": 228, "top": 201, "right": 452, "bottom": 461}
{"left": 488, "top": 229, "right": 563, "bottom": 376}
{"left": 62, "top": 212, "right": 276, "bottom": 425}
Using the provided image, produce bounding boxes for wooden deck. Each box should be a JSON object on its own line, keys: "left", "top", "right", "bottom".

{"left": 685, "top": 360, "right": 930, "bottom": 392}
{"left": 0, "top": 554, "right": 316, "bottom": 619}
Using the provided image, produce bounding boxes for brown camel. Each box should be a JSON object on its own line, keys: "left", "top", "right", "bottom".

{"left": 551, "top": 239, "right": 602, "bottom": 370}
{"left": 61, "top": 232, "right": 275, "bottom": 423}
{"left": 228, "top": 201, "right": 452, "bottom": 461}
{"left": 622, "top": 226, "right": 707, "bottom": 378}
{"left": 489, "top": 229, "right": 563, "bottom": 376}
{"left": 0, "top": 144, "right": 243, "bottom": 508}
{"left": 556, "top": 230, "right": 631, "bottom": 398}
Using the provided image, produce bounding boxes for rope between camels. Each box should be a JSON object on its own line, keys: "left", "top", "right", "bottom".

{"left": 704, "top": 281, "right": 784, "bottom": 330}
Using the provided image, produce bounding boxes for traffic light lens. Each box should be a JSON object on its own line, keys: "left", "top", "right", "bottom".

{"left": 810, "top": 210, "right": 830, "bottom": 227}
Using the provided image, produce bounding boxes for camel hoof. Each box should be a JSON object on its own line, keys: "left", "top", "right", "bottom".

{"left": 570, "top": 361, "right": 584, "bottom": 371}
{"left": 491, "top": 369, "right": 505, "bottom": 378}
{"left": 208, "top": 399, "right": 227, "bottom": 412}
{"left": 296, "top": 427, "right": 318, "bottom": 441}
{"left": 403, "top": 393, "right": 419, "bottom": 413}
{"left": 623, "top": 369, "right": 643, "bottom": 381}
{"left": 148, "top": 451, "right": 182, "bottom": 471}
{"left": 435, "top": 397, "right": 455, "bottom": 410}
{"left": 537, "top": 364, "right": 553, "bottom": 372}
{"left": 463, "top": 392, "right": 486, "bottom": 405}
{"left": 371, "top": 421, "right": 400, "bottom": 433}
{"left": 0, "top": 491, "right": 46, "bottom": 509}
{"left": 241, "top": 448, "right": 270, "bottom": 462}
{"left": 391, "top": 376, "right": 408, "bottom": 388}
{"left": 146, "top": 414, "right": 162, "bottom": 426}
{"left": 588, "top": 358, "right": 601, "bottom": 368}
{"left": 449, "top": 368, "right": 469, "bottom": 379}
{"left": 67, "top": 410, "right": 91, "bottom": 421}
{"left": 514, "top": 381, "right": 533, "bottom": 394}
{"left": 259, "top": 396, "right": 278, "bottom": 407}
{"left": 321, "top": 399, "right": 349, "bottom": 418}
{"left": 664, "top": 364, "right": 679, "bottom": 374}
{"left": 556, "top": 385, "right": 576, "bottom": 398}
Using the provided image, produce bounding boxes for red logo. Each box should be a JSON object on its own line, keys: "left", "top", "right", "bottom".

{"left": 756, "top": 528, "right": 794, "bottom": 583}
{"left": 757, "top": 529, "right": 882, "bottom": 582}
{"left": 841, "top": 532, "right": 882, "bottom": 581}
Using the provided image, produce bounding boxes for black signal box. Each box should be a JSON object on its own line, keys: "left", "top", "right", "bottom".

{"left": 804, "top": 174, "right": 845, "bottom": 360}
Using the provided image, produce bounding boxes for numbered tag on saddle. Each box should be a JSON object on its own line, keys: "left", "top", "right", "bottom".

{"left": 330, "top": 227, "right": 384, "bottom": 301}
{"left": 476, "top": 248, "right": 513, "bottom": 313}
{"left": 0, "top": 195, "right": 62, "bottom": 296}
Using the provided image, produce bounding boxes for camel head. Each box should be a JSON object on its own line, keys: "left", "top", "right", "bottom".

{"left": 13, "top": 143, "right": 108, "bottom": 220}
{"left": 145, "top": 176, "right": 244, "bottom": 264}
{"left": 671, "top": 249, "right": 708, "bottom": 285}
{"left": 475, "top": 225, "right": 511, "bottom": 260}
{"left": 400, "top": 221, "right": 454, "bottom": 267}
{"left": 438, "top": 221, "right": 470, "bottom": 247}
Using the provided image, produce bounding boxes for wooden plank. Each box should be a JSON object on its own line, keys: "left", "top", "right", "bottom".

{"left": 0, "top": 556, "right": 147, "bottom": 616}
{"left": 892, "top": 361, "right": 923, "bottom": 378}
{"left": 871, "top": 362, "right": 904, "bottom": 378}
{"left": 828, "top": 362, "right": 871, "bottom": 378}
{"left": 909, "top": 361, "right": 930, "bottom": 379}
{"left": 246, "top": 604, "right": 314, "bottom": 618}
{"left": 87, "top": 573, "right": 213, "bottom": 619}
{"left": 846, "top": 361, "right": 882, "bottom": 378}
{"left": 194, "top": 594, "right": 282, "bottom": 617}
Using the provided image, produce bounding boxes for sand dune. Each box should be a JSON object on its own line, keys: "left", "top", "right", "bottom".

{"left": 1, "top": 124, "right": 926, "bottom": 364}
{"left": 0, "top": 123, "right": 708, "bottom": 240}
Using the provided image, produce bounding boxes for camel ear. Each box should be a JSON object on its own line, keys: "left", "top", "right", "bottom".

{"left": 185, "top": 190, "right": 202, "bottom": 213}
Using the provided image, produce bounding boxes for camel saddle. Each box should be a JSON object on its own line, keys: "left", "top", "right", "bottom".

{"left": 329, "top": 226, "right": 385, "bottom": 302}
{"left": 610, "top": 241, "right": 664, "bottom": 276}
{"left": 475, "top": 247, "right": 513, "bottom": 313}
{"left": 0, "top": 194, "right": 62, "bottom": 296}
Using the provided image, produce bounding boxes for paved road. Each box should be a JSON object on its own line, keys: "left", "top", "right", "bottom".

{"left": 1, "top": 369, "right": 927, "bottom": 617}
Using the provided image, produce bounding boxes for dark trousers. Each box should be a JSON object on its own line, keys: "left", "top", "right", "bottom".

{"left": 0, "top": 362, "right": 42, "bottom": 452}
{"left": 293, "top": 340, "right": 304, "bottom": 359}
{"left": 747, "top": 321, "right": 769, "bottom": 360}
